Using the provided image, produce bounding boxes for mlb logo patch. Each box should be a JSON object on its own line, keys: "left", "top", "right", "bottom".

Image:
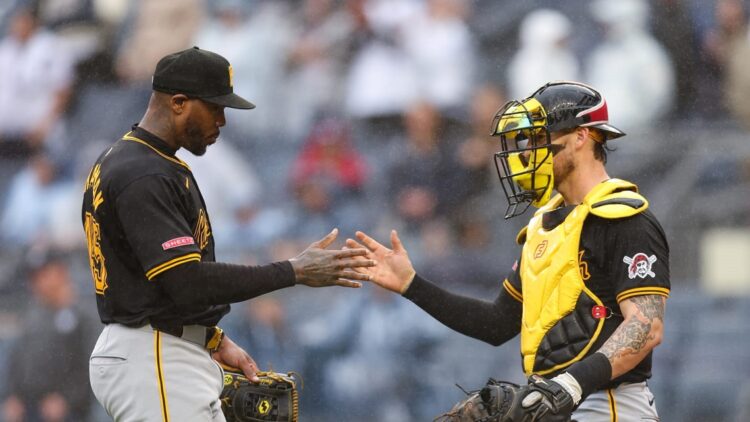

{"left": 622, "top": 253, "right": 657, "bottom": 279}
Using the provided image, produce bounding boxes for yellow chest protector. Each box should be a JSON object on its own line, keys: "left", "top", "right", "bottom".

{"left": 517, "top": 179, "right": 648, "bottom": 376}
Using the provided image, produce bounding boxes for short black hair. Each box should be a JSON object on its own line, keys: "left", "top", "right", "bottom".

{"left": 591, "top": 128, "right": 614, "bottom": 164}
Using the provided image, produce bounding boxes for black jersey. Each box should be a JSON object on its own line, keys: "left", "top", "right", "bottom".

{"left": 82, "top": 126, "right": 229, "bottom": 328}
{"left": 506, "top": 207, "right": 670, "bottom": 386}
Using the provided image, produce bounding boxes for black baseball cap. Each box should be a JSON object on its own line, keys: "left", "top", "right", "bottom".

{"left": 152, "top": 46, "right": 255, "bottom": 109}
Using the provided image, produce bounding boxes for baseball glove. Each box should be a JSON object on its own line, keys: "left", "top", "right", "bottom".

{"left": 220, "top": 370, "right": 301, "bottom": 422}
{"left": 434, "top": 375, "right": 574, "bottom": 422}
{"left": 434, "top": 378, "right": 524, "bottom": 422}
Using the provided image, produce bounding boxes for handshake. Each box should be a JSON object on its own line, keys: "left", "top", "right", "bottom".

{"left": 288, "top": 228, "right": 417, "bottom": 295}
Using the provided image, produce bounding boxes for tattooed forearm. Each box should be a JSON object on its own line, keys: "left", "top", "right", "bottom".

{"left": 598, "top": 317, "right": 653, "bottom": 360}
{"left": 598, "top": 295, "right": 665, "bottom": 365}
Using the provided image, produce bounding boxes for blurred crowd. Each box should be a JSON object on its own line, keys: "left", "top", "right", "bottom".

{"left": 0, "top": 0, "right": 749, "bottom": 421}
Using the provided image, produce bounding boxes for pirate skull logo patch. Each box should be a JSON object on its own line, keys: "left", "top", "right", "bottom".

{"left": 622, "top": 253, "right": 657, "bottom": 279}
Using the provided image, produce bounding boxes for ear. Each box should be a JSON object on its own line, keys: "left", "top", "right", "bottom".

{"left": 575, "top": 127, "right": 591, "bottom": 150}
{"left": 170, "top": 94, "right": 189, "bottom": 115}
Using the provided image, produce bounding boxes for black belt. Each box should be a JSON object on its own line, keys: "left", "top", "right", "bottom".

{"left": 148, "top": 322, "right": 224, "bottom": 352}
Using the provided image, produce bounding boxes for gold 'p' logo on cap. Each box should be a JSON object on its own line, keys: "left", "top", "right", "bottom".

{"left": 228, "top": 65, "right": 234, "bottom": 87}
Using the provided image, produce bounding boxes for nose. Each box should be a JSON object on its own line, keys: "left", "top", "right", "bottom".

{"left": 519, "top": 149, "right": 531, "bottom": 166}
{"left": 216, "top": 109, "right": 226, "bottom": 128}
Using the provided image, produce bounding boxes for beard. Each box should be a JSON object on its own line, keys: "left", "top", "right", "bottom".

{"left": 181, "top": 117, "right": 208, "bottom": 156}
{"left": 553, "top": 156, "right": 575, "bottom": 189}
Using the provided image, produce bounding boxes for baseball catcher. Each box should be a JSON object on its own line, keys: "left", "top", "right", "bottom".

{"left": 221, "top": 370, "right": 301, "bottom": 422}
{"left": 345, "top": 81, "right": 670, "bottom": 421}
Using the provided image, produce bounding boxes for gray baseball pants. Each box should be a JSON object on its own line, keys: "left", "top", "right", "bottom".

{"left": 89, "top": 323, "right": 226, "bottom": 422}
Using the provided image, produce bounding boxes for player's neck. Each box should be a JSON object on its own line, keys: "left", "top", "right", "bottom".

{"left": 559, "top": 163, "right": 610, "bottom": 206}
{"left": 138, "top": 111, "right": 179, "bottom": 150}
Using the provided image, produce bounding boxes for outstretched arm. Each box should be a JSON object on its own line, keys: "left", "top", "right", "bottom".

{"left": 158, "top": 229, "right": 376, "bottom": 306}
{"left": 346, "top": 230, "right": 521, "bottom": 346}
{"left": 597, "top": 294, "right": 665, "bottom": 379}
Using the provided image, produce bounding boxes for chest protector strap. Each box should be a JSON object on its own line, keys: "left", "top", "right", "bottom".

{"left": 517, "top": 179, "right": 647, "bottom": 376}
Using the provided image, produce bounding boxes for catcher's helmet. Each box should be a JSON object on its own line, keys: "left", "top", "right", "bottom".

{"left": 491, "top": 81, "right": 625, "bottom": 218}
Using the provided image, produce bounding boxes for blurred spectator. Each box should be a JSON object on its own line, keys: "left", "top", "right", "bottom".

{"left": 401, "top": 0, "right": 476, "bottom": 111}
{"left": 290, "top": 117, "right": 368, "bottom": 198}
{"left": 284, "top": 0, "right": 355, "bottom": 139}
{"left": 194, "top": 0, "right": 295, "bottom": 140}
{"left": 0, "top": 153, "right": 80, "bottom": 248}
{"left": 701, "top": 0, "right": 747, "bottom": 72}
{"left": 1, "top": 250, "right": 97, "bottom": 422}
{"left": 712, "top": 0, "right": 750, "bottom": 129}
{"left": 651, "top": 0, "right": 699, "bottom": 119}
{"left": 387, "top": 101, "right": 468, "bottom": 232}
{"left": 281, "top": 117, "right": 372, "bottom": 241}
{"left": 115, "top": 0, "right": 204, "bottom": 84}
{"left": 0, "top": 2, "right": 74, "bottom": 161}
{"left": 585, "top": 0, "right": 675, "bottom": 131}
{"left": 454, "top": 84, "right": 506, "bottom": 201}
{"left": 35, "top": 0, "right": 105, "bottom": 67}
{"left": 344, "top": 0, "right": 422, "bottom": 119}
{"left": 507, "top": 9, "right": 579, "bottom": 100}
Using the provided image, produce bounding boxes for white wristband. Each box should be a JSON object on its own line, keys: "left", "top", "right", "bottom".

{"left": 551, "top": 372, "right": 583, "bottom": 405}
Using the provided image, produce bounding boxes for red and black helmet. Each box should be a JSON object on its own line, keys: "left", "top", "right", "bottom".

{"left": 530, "top": 80, "right": 624, "bottom": 140}
{"left": 489, "top": 81, "right": 625, "bottom": 218}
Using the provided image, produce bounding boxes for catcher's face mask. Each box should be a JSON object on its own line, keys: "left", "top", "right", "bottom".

{"left": 491, "top": 97, "right": 556, "bottom": 219}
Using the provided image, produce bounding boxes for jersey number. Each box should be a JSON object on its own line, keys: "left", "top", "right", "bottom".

{"left": 84, "top": 212, "right": 108, "bottom": 295}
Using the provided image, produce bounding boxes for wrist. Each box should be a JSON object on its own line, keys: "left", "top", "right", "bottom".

{"left": 206, "top": 326, "right": 225, "bottom": 353}
{"left": 564, "top": 352, "right": 613, "bottom": 398}
{"left": 551, "top": 372, "right": 582, "bottom": 405}
{"left": 399, "top": 271, "right": 417, "bottom": 294}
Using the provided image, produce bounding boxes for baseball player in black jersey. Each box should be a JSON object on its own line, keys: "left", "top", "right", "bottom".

{"left": 347, "top": 81, "right": 669, "bottom": 421}
{"left": 82, "top": 47, "right": 375, "bottom": 421}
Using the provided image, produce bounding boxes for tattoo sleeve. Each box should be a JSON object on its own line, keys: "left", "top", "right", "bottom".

{"left": 598, "top": 295, "right": 665, "bottom": 365}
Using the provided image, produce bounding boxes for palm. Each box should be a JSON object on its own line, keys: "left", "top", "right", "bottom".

{"left": 346, "top": 230, "right": 415, "bottom": 294}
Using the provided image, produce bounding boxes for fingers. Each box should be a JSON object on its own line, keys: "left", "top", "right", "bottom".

{"left": 345, "top": 238, "right": 365, "bottom": 250}
{"left": 355, "top": 231, "right": 385, "bottom": 252}
{"left": 314, "top": 228, "right": 339, "bottom": 249}
{"left": 335, "top": 247, "right": 370, "bottom": 259}
{"left": 337, "top": 270, "right": 371, "bottom": 281}
{"left": 521, "top": 391, "right": 543, "bottom": 408}
{"left": 332, "top": 278, "right": 363, "bottom": 288}
{"left": 336, "top": 258, "right": 376, "bottom": 270}
{"left": 390, "top": 229, "right": 406, "bottom": 252}
{"left": 239, "top": 355, "right": 260, "bottom": 383}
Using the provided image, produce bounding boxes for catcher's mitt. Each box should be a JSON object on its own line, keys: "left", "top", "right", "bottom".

{"left": 434, "top": 378, "right": 524, "bottom": 422}
{"left": 434, "top": 375, "right": 574, "bottom": 422}
{"left": 220, "top": 370, "right": 301, "bottom": 422}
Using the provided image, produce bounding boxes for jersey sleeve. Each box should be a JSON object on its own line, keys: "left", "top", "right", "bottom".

{"left": 502, "top": 253, "right": 524, "bottom": 303}
{"left": 115, "top": 175, "right": 202, "bottom": 280}
{"left": 606, "top": 212, "right": 670, "bottom": 303}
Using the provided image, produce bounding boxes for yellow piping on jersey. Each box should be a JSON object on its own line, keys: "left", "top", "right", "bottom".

{"left": 146, "top": 253, "right": 202, "bottom": 280}
{"left": 122, "top": 133, "right": 191, "bottom": 170}
{"left": 154, "top": 331, "right": 170, "bottom": 422}
{"left": 616, "top": 287, "right": 670, "bottom": 303}
{"left": 503, "top": 279, "right": 523, "bottom": 303}
{"left": 607, "top": 388, "right": 617, "bottom": 422}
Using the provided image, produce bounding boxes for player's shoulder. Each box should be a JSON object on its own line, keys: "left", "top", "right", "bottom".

{"left": 586, "top": 207, "right": 667, "bottom": 243}
{"left": 588, "top": 186, "right": 648, "bottom": 219}
{"left": 96, "top": 138, "right": 183, "bottom": 193}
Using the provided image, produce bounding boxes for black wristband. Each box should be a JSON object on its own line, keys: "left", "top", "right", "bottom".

{"left": 565, "top": 352, "right": 612, "bottom": 398}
